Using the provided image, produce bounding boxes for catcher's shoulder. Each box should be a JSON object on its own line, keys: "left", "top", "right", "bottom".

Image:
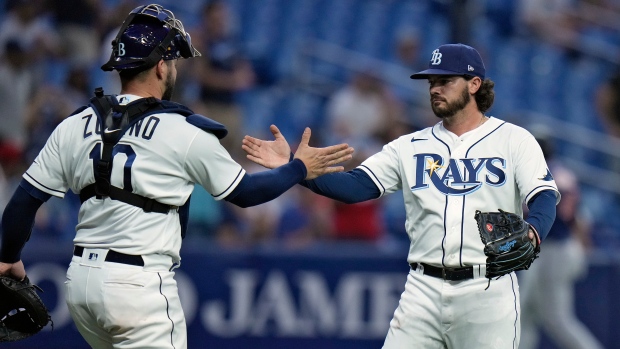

{"left": 184, "top": 114, "right": 228, "bottom": 140}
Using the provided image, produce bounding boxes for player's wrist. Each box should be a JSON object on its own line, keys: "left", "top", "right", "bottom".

{"left": 290, "top": 158, "right": 308, "bottom": 179}
{"left": 528, "top": 225, "right": 541, "bottom": 247}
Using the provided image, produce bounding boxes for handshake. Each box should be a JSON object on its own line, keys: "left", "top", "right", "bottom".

{"left": 242, "top": 125, "right": 355, "bottom": 180}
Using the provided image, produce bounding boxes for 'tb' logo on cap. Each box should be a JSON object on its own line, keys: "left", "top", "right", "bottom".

{"left": 117, "top": 42, "right": 126, "bottom": 57}
{"left": 430, "top": 49, "right": 442, "bottom": 65}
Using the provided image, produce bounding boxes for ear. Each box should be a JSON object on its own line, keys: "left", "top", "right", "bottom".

{"left": 155, "top": 59, "right": 166, "bottom": 80}
{"left": 468, "top": 76, "right": 482, "bottom": 94}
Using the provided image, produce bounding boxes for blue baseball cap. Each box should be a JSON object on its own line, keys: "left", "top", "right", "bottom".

{"left": 410, "top": 43, "right": 485, "bottom": 80}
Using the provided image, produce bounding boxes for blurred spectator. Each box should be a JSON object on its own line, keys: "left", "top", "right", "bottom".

{"left": 186, "top": 184, "right": 224, "bottom": 241}
{"left": 28, "top": 194, "right": 81, "bottom": 242}
{"left": 275, "top": 186, "right": 334, "bottom": 249}
{"left": 515, "top": 0, "right": 620, "bottom": 63}
{"left": 0, "top": 39, "right": 36, "bottom": 148}
{"left": 377, "top": 119, "right": 418, "bottom": 248}
{"left": 331, "top": 199, "right": 384, "bottom": 242}
{"left": 97, "top": 0, "right": 140, "bottom": 94}
{"left": 388, "top": 27, "right": 428, "bottom": 113}
{"left": 386, "top": 28, "right": 437, "bottom": 130}
{"left": 516, "top": 0, "right": 581, "bottom": 51}
{"left": 328, "top": 144, "right": 385, "bottom": 242}
{"left": 23, "top": 66, "right": 90, "bottom": 162}
{"left": 519, "top": 135, "right": 604, "bottom": 349}
{"left": 13, "top": 67, "right": 89, "bottom": 241}
{"left": 594, "top": 68, "right": 620, "bottom": 176}
{"left": 189, "top": 0, "right": 256, "bottom": 158}
{"left": 216, "top": 198, "right": 282, "bottom": 248}
{"left": 0, "top": 163, "right": 7, "bottom": 212}
{"left": 187, "top": 160, "right": 283, "bottom": 248}
{"left": 49, "top": 0, "right": 103, "bottom": 67}
{"left": 0, "top": 141, "right": 24, "bottom": 211}
{"left": 0, "top": 0, "right": 60, "bottom": 65}
{"left": 323, "top": 70, "right": 407, "bottom": 243}
{"left": 393, "top": 27, "right": 425, "bottom": 72}
{"left": 578, "top": 0, "right": 620, "bottom": 32}
{"left": 325, "top": 70, "right": 403, "bottom": 147}
{"left": 594, "top": 68, "right": 620, "bottom": 138}
{"left": 232, "top": 162, "right": 284, "bottom": 246}
{"left": 210, "top": 202, "right": 249, "bottom": 248}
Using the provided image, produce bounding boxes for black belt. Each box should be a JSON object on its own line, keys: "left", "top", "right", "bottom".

{"left": 410, "top": 262, "right": 474, "bottom": 281}
{"left": 74, "top": 246, "right": 144, "bottom": 267}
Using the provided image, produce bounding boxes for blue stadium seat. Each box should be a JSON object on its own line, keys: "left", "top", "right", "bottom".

{"left": 419, "top": 14, "right": 449, "bottom": 55}
{"left": 241, "top": 0, "right": 283, "bottom": 56}
{"left": 239, "top": 88, "right": 279, "bottom": 136}
{"left": 350, "top": 0, "right": 390, "bottom": 57}
{"left": 390, "top": 0, "right": 430, "bottom": 33}
{"left": 524, "top": 41, "right": 568, "bottom": 115}
{"left": 316, "top": 0, "right": 355, "bottom": 46}
{"left": 485, "top": 38, "right": 530, "bottom": 117}
{"left": 480, "top": 0, "right": 517, "bottom": 37}
{"left": 562, "top": 57, "right": 607, "bottom": 127}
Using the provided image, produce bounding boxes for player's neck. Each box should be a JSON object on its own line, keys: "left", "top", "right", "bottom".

{"left": 442, "top": 108, "right": 486, "bottom": 137}
{"left": 120, "top": 81, "right": 164, "bottom": 100}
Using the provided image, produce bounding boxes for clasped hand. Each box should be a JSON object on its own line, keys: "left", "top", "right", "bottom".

{"left": 242, "top": 125, "right": 354, "bottom": 180}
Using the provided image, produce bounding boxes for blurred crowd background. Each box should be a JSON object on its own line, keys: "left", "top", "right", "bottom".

{"left": 1, "top": 0, "right": 620, "bottom": 258}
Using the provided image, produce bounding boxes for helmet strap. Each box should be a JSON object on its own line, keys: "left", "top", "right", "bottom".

{"left": 142, "top": 29, "right": 177, "bottom": 67}
{"left": 101, "top": 13, "right": 178, "bottom": 72}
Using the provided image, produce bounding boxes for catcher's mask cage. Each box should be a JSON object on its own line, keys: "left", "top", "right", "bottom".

{"left": 101, "top": 4, "right": 201, "bottom": 72}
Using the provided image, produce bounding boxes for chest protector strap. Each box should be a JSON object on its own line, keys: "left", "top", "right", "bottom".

{"left": 79, "top": 88, "right": 189, "bottom": 214}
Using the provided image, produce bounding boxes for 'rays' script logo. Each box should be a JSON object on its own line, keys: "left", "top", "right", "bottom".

{"left": 411, "top": 153, "right": 506, "bottom": 195}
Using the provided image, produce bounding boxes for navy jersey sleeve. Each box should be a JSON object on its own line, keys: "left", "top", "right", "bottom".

{"left": 525, "top": 189, "right": 557, "bottom": 241}
{"left": 300, "top": 169, "right": 380, "bottom": 204}
{"left": 0, "top": 180, "right": 50, "bottom": 262}
{"left": 225, "top": 159, "right": 307, "bottom": 207}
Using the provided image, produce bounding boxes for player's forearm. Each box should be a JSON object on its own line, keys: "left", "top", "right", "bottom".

{"left": 0, "top": 181, "right": 48, "bottom": 263}
{"left": 525, "top": 190, "right": 557, "bottom": 241}
{"left": 300, "top": 169, "right": 380, "bottom": 204}
{"left": 224, "top": 159, "right": 307, "bottom": 208}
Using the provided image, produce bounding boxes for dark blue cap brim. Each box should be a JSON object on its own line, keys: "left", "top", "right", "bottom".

{"left": 411, "top": 69, "right": 486, "bottom": 79}
{"left": 410, "top": 68, "right": 471, "bottom": 79}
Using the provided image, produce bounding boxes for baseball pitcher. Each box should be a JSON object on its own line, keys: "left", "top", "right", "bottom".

{"left": 243, "top": 43, "right": 560, "bottom": 349}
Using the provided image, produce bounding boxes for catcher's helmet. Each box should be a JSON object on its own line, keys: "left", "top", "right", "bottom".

{"left": 102, "top": 4, "right": 200, "bottom": 72}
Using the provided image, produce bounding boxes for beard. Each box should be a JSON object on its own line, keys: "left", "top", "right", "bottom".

{"left": 431, "top": 86, "right": 471, "bottom": 118}
{"left": 161, "top": 68, "right": 175, "bottom": 101}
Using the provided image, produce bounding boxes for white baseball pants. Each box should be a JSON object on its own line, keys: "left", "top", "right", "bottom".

{"left": 65, "top": 248, "right": 186, "bottom": 349}
{"left": 383, "top": 268, "right": 521, "bottom": 349}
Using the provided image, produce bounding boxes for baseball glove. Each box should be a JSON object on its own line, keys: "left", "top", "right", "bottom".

{"left": 0, "top": 275, "right": 52, "bottom": 342}
{"left": 475, "top": 209, "right": 540, "bottom": 279}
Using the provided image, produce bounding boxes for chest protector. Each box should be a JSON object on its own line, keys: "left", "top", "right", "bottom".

{"left": 79, "top": 87, "right": 227, "bottom": 221}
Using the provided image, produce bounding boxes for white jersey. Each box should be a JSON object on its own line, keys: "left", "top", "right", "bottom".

{"left": 359, "top": 117, "right": 559, "bottom": 267}
{"left": 24, "top": 94, "right": 245, "bottom": 262}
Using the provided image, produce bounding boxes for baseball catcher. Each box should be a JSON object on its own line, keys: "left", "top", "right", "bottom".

{"left": 475, "top": 209, "right": 540, "bottom": 280}
{"left": 0, "top": 275, "right": 51, "bottom": 342}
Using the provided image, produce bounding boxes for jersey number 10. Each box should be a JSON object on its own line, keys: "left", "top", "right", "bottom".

{"left": 89, "top": 143, "right": 136, "bottom": 191}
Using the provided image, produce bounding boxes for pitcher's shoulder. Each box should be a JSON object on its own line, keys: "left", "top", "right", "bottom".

{"left": 487, "top": 117, "right": 535, "bottom": 139}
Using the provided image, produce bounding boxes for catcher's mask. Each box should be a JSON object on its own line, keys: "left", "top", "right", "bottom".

{"left": 101, "top": 4, "right": 201, "bottom": 72}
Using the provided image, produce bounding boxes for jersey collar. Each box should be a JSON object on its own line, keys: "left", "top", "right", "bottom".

{"left": 116, "top": 94, "right": 143, "bottom": 105}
